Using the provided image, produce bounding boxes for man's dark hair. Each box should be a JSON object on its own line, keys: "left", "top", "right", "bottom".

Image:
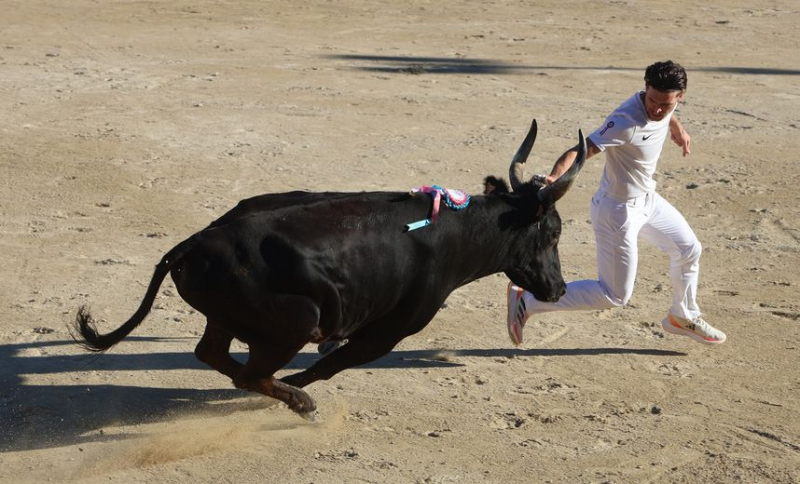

{"left": 644, "top": 60, "right": 687, "bottom": 92}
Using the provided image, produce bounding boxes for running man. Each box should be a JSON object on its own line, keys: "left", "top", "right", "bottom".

{"left": 507, "top": 60, "right": 726, "bottom": 346}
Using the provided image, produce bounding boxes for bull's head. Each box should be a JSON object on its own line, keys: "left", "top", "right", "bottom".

{"left": 486, "top": 119, "right": 586, "bottom": 303}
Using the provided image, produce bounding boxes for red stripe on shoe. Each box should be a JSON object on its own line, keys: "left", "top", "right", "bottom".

{"left": 668, "top": 314, "right": 717, "bottom": 342}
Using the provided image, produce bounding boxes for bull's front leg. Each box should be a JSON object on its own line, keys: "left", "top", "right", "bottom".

{"left": 281, "top": 312, "right": 433, "bottom": 388}
{"left": 281, "top": 334, "right": 401, "bottom": 388}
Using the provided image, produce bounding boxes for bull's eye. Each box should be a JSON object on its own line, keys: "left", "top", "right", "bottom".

{"left": 544, "top": 231, "right": 560, "bottom": 248}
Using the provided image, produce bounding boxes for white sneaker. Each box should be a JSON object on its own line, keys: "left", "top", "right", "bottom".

{"left": 507, "top": 282, "right": 530, "bottom": 346}
{"left": 661, "top": 313, "right": 726, "bottom": 345}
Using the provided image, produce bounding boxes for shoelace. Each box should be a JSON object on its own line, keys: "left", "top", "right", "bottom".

{"left": 694, "top": 317, "right": 711, "bottom": 330}
{"left": 693, "top": 317, "right": 722, "bottom": 339}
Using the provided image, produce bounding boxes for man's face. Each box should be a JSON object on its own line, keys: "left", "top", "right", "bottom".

{"left": 643, "top": 85, "right": 684, "bottom": 121}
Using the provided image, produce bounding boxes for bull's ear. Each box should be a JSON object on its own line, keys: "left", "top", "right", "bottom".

{"left": 484, "top": 176, "right": 509, "bottom": 195}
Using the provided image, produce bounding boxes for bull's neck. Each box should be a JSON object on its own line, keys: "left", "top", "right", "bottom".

{"left": 435, "top": 196, "right": 526, "bottom": 287}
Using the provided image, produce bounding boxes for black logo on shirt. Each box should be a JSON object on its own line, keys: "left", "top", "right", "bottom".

{"left": 642, "top": 134, "right": 653, "bottom": 140}
{"left": 599, "top": 121, "right": 614, "bottom": 136}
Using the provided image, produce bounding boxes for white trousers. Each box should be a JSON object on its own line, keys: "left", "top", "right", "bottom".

{"left": 523, "top": 189, "right": 702, "bottom": 320}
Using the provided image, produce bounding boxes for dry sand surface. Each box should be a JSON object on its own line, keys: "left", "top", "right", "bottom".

{"left": 2, "top": 1, "right": 799, "bottom": 483}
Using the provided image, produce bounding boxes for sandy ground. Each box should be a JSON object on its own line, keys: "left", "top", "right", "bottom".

{"left": 1, "top": 1, "right": 799, "bottom": 482}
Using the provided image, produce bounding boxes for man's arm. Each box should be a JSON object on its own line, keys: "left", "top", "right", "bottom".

{"left": 543, "top": 139, "right": 602, "bottom": 185}
{"left": 669, "top": 116, "right": 691, "bottom": 157}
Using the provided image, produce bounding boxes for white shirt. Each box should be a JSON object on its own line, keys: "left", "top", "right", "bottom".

{"left": 588, "top": 91, "right": 673, "bottom": 201}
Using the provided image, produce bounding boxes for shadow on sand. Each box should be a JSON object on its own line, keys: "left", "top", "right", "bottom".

{"left": 0, "top": 337, "right": 684, "bottom": 452}
{"left": 327, "top": 55, "right": 800, "bottom": 77}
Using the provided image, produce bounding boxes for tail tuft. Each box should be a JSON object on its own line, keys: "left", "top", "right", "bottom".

{"left": 70, "top": 235, "right": 197, "bottom": 355}
{"left": 70, "top": 305, "right": 110, "bottom": 353}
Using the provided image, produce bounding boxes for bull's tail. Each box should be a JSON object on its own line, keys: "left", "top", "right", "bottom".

{"left": 71, "top": 235, "right": 198, "bottom": 353}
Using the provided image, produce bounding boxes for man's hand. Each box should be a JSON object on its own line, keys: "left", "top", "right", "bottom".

{"left": 532, "top": 174, "right": 549, "bottom": 189}
{"left": 670, "top": 117, "right": 691, "bottom": 157}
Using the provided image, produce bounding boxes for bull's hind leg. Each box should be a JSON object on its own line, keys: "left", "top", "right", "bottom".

{"left": 194, "top": 319, "right": 243, "bottom": 379}
{"left": 234, "top": 342, "right": 316, "bottom": 415}
{"left": 231, "top": 294, "right": 324, "bottom": 416}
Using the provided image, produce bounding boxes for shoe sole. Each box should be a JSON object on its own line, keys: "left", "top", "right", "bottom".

{"left": 661, "top": 317, "right": 726, "bottom": 345}
{"left": 507, "top": 283, "right": 523, "bottom": 346}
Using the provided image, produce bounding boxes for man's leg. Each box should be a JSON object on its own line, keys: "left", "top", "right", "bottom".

{"left": 639, "top": 193, "right": 725, "bottom": 344}
{"left": 638, "top": 193, "right": 701, "bottom": 320}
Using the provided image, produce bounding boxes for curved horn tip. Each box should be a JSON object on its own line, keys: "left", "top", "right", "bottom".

{"left": 508, "top": 117, "right": 539, "bottom": 191}
{"left": 577, "top": 128, "right": 587, "bottom": 162}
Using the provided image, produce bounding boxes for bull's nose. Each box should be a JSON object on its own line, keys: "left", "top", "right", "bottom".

{"left": 548, "top": 285, "right": 566, "bottom": 302}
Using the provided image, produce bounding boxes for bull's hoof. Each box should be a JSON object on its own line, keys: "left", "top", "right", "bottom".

{"left": 299, "top": 410, "right": 320, "bottom": 422}
{"left": 287, "top": 393, "right": 317, "bottom": 416}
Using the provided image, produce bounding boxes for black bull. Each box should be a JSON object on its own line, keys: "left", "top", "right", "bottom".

{"left": 72, "top": 120, "right": 586, "bottom": 417}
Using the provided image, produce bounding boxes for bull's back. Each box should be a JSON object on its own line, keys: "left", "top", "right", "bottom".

{"left": 207, "top": 191, "right": 400, "bottom": 229}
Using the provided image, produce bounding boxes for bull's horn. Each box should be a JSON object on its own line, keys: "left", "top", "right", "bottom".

{"left": 508, "top": 119, "right": 538, "bottom": 192}
{"left": 537, "top": 128, "right": 586, "bottom": 204}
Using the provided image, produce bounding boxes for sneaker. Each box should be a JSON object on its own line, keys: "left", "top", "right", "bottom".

{"left": 661, "top": 313, "right": 726, "bottom": 345}
{"left": 507, "top": 282, "right": 530, "bottom": 346}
